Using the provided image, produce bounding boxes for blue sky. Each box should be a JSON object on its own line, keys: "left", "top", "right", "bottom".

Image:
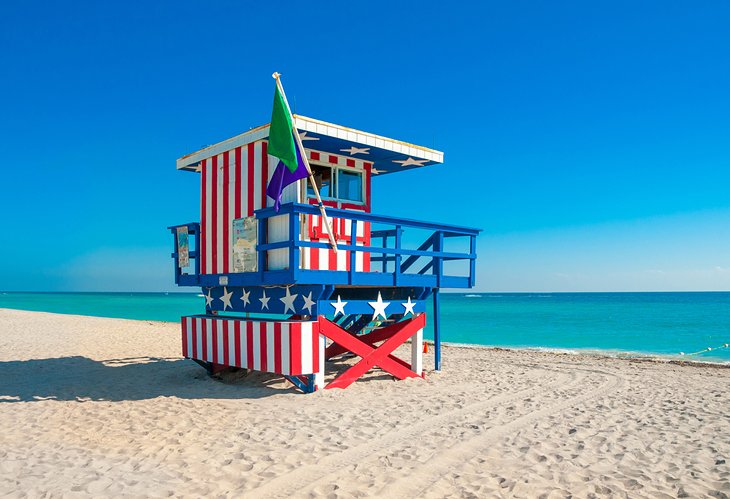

{"left": 1, "top": 1, "right": 729, "bottom": 292}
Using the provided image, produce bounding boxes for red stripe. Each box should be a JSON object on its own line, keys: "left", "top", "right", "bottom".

{"left": 261, "top": 142, "right": 268, "bottom": 209}
{"left": 259, "top": 322, "right": 268, "bottom": 372}
{"left": 234, "top": 321, "right": 242, "bottom": 367}
{"left": 201, "top": 319, "right": 208, "bottom": 361}
{"left": 191, "top": 318, "right": 198, "bottom": 359}
{"left": 222, "top": 320, "right": 230, "bottom": 366}
{"left": 211, "top": 155, "right": 218, "bottom": 273}
{"left": 246, "top": 321, "right": 254, "bottom": 369}
{"left": 328, "top": 247, "right": 337, "bottom": 271}
{"left": 274, "top": 322, "right": 282, "bottom": 374}
{"left": 309, "top": 215, "right": 319, "bottom": 270}
{"left": 312, "top": 327, "right": 319, "bottom": 375}
{"left": 200, "top": 159, "right": 207, "bottom": 274}
{"left": 181, "top": 318, "right": 188, "bottom": 357}
{"left": 235, "top": 147, "right": 242, "bottom": 219}
{"left": 329, "top": 155, "right": 338, "bottom": 165}
{"left": 311, "top": 151, "right": 320, "bottom": 161}
{"left": 346, "top": 158, "right": 355, "bottom": 167}
{"left": 247, "top": 143, "right": 255, "bottom": 216}
{"left": 211, "top": 319, "right": 218, "bottom": 364}
{"left": 290, "top": 323, "right": 301, "bottom": 375}
{"left": 364, "top": 222, "right": 371, "bottom": 272}
{"left": 364, "top": 163, "right": 372, "bottom": 212}
{"left": 222, "top": 151, "right": 230, "bottom": 274}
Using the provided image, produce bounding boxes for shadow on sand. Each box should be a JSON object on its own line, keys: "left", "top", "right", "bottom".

{"left": 0, "top": 356, "right": 302, "bottom": 402}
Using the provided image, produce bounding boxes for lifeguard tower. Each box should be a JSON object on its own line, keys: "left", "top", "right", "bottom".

{"left": 169, "top": 114, "right": 480, "bottom": 392}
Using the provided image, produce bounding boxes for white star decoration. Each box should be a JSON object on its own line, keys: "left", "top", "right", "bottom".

{"left": 340, "top": 146, "right": 370, "bottom": 156}
{"left": 368, "top": 292, "right": 391, "bottom": 320}
{"left": 299, "top": 131, "right": 319, "bottom": 141}
{"left": 219, "top": 287, "right": 233, "bottom": 310}
{"left": 259, "top": 290, "right": 270, "bottom": 310}
{"left": 240, "top": 288, "right": 251, "bottom": 307}
{"left": 393, "top": 157, "right": 428, "bottom": 167}
{"left": 280, "top": 286, "right": 298, "bottom": 314}
{"left": 331, "top": 295, "right": 347, "bottom": 317}
{"left": 402, "top": 296, "right": 416, "bottom": 316}
{"left": 204, "top": 289, "right": 214, "bottom": 307}
{"left": 301, "top": 291, "right": 316, "bottom": 315}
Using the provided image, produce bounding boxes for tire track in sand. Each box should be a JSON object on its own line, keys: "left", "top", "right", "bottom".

{"left": 250, "top": 366, "right": 579, "bottom": 498}
{"left": 388, "top": 366, "right": 626, "bottom": 498}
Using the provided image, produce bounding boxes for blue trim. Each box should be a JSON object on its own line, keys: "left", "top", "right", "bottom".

{"left": 170, "top": 203, "right": 479, "bottom": 290}
{"left": 433, "top": 289, "right": 441, "bottom": 371}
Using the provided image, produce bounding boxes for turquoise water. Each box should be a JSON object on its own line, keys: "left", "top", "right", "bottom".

{"left": 1, "top": 292, "right": 729, "bottom": 363}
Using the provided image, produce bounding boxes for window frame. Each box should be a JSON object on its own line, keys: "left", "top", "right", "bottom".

{"left": 303, "top": 161, "right": 366, "bottom": 207}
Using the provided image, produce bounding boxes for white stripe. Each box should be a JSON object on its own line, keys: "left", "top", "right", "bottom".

{"left": 281, "top": 324, "right": 290, "bottom": 375}
{"left": 229, "top": 150, "right": 236, "bottom": 271}
{"left": 240, "top": 322, "right": 248, "bottom": 368}
{"left": 206, "top": 319, "right": 214, "bottom": 362}
{"left": 217, "top": 320, "right": 225, "bottom": 364}
{"left": 266, "top": 322, "right": 275, "bottom": 373}
{"left": 195, "top": 318, "right": 203, "bottom": 360}
{"left": 242, "top": 144, "right": 250, "bottom": 216}
{"left": 205, "top": 160, "right": 213, "bottom": 274}
{"left": 253, "top": 141, "right": 262, "bottom": 211}
{"left": 186, "top": 318, "right": 193, "bottom": 357}
{"left": 337, "top": 247, "right": 347, "bottom": 271}
{"left": 252, "top": 324, "right": 261, "bottom": 370}
{"left": 216, "top": 153, "right": 224, "bottom": 274}
{"left": 301, "top": 322, "right": 312, "bottom": 374}
{"left": 228, "top": 321, "right": 236, "bottom": 366}
{"left": 314, "top": 333, "right": 325, "bottom": 389}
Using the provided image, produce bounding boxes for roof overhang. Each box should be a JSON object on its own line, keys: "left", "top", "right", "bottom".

{"left": 176, "top": 115, "right": 443, "bottom": 175}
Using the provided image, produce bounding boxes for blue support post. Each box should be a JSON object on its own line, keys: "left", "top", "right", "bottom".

{"left": 258, "top": 217, "right": 267, "bottom": 281}
{"left": 289, "top": 212, "right": 300, "bottom": 281}
{"left": 394, "top": 224, "right": 402, "bottom": 286}
{"left": 433, "top": 288, "right": 442, "bottom": 371}
{"left": 349, "top": 219, "right": 357, "bottom": 284}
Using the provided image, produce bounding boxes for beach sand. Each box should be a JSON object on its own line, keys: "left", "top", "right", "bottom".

{"left": 0, "top": 308, "right": 728, "bottom": 498}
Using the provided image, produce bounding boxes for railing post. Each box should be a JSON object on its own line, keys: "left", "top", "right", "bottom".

{"left": 433, "top": 289, "right": 441, "bottom": 371}
{"left": 349, "top": 219, "right": 357, "bottom": 284}
{"left": 433, "top": 231, "right": 444, "bottom": 287}
{"left": 193, "top": 223, "right": 201, "bottom": 284}
{"left": 381, "top": 233, "right": 388, "bottom": 272}
{"left": 258, "top": 215, "right": 266, "bottom": 282}
{"left": 172, "top": 229, "right": 180, "bottom": 285}
{"left": 290, "top": 212, "right": 300, "bottom": 281}
{"left": 394, "top": 225, "right": 403, "bottom": 286}
{"left": 469, "top": 234, "right": 476, "bottom": 287}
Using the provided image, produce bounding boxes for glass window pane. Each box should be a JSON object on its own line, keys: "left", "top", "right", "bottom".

{"left": 306, "top": 166, "right": 333, "bottom": 198}
{"left": 337, "top": 170, "right": 363, "bottom": 202}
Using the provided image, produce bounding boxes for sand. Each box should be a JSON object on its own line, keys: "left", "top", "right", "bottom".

{"left": 0, "top": 308, "right": 728, "bottom": 498}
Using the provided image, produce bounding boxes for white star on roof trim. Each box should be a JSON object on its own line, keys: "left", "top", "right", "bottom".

{"left": 402, "top": 296, "right": 416, "bottom": 317}
{"left": 219, "top": 287, "right": 233, "bottom": 310}
{"left": 280, "top": 286, "right": 298, "bottom": 314}
{"left": 393, "top": 157, "right": 428, "bottom": 167}
{"left": 259, "top": 290, "right": 270, "bottom": 310}
{"left": 299, "top": 131, "right": 319, "bottom": 141}
{"left": 368, "top": 292, "right": 391, "bottom": 320}
{"left": 340, "top": 146, "right": 370, "bottom": 156}
{"left": 331, "top": 295, "right": 347, "bottom": 317}
{"left": 240, "top": 288, "right": 251, "bottom": 307}
{"left": 204, "top": 288, "right": 214, "bottom": 307}
{"left": 301, "top": 291, "right": 316, "bottom": 315}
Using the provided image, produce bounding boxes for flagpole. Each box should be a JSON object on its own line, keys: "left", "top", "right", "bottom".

{"left": 272, "top": 72, "right": 338, "bottom": 253}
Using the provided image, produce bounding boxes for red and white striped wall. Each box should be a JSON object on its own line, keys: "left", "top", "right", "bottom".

{"left": 198, "top": 141, "right": 373, "bottom": 275}
{"left": 181, "top": 316, "right": 325, "bottom": 382}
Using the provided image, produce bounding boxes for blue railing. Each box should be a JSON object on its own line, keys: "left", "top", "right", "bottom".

{"left": 170, "top": 202, "right": 479, "bottom": 289}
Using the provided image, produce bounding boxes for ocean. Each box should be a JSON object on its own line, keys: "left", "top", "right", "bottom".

{"left": 1, "top": 291, "right": 729, "bottom": 363}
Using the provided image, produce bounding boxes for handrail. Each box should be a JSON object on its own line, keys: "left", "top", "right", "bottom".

{"left": 255, "top": 203, "right": 481, "bottom": 236}
{"left": 169, "top": 203, "right": 479, "bottom": 288}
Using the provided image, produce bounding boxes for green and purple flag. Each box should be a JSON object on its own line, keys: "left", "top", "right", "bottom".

{"left": 266, "top": 82, "right": 308, "bottom": 211}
